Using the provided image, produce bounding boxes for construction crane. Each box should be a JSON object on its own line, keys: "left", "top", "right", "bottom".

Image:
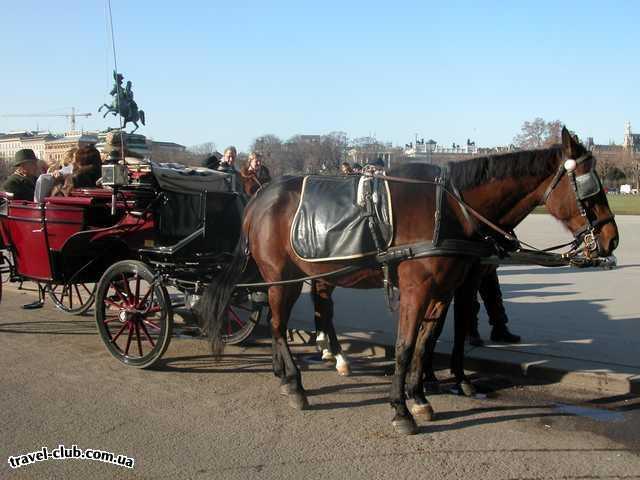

{"left": 0, "top": 107, "right": 92, "bottom": 132}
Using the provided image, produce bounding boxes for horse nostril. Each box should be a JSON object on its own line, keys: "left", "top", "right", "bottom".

{"left": 611, "top": 236, "right": 619, "bottom": 252}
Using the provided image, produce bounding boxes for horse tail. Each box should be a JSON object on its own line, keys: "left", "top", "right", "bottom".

{"left": 195, "top": 233, "right": 251, "bottom": 358}
{"left": 139, "top": 110, "right": 145, "bottom": 125}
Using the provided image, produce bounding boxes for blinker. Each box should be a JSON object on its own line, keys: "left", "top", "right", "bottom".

{"left": 575, "top": 171, "right": 602, "bottom": 200}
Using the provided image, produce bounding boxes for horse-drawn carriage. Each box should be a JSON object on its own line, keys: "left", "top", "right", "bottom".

{"left": 0, "top": 162, "right": 268, "bottom": 368}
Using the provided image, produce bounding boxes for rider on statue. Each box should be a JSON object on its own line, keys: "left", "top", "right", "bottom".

{"left": 99, "top": 71, "right": 146, "bottom": 133}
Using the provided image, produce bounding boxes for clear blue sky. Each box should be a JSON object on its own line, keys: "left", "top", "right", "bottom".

{"left": 1, "top": 1, "right": 638, "bottom": 151}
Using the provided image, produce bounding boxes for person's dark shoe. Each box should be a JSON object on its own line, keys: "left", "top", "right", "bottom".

{"left": 490, "top": 325, "right": 521, "bottom": 343}
{"left": 22, "top": 300, "right": 44, "bottom": 309}
{"left": 467, "top": 332, "right": 484, "bottom": 347}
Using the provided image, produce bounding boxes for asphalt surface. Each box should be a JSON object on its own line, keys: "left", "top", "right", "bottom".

{"left": 1, "top": 286, "right": 640, "bottom": 480}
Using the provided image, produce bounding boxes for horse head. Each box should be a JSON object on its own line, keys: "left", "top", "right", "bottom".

{"left": 541, "top": 127, "right": 618, "bottom": 257}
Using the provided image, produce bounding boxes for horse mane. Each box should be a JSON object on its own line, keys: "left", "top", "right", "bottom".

{"left": 390, "top": 147, "right": 562, "bottom": 190}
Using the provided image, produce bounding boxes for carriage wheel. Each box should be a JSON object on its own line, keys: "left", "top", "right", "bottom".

{"left": 221, "top": 291, "right": 268, "bottom": 345}
{"left": 48, "top": 282, "right": 96, "bottom": 315}
{"left": 95, "top": 260, "right": 173, "bottom": 369}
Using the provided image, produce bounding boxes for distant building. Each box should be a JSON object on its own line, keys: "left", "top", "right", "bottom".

{"left": 623, "top": 121, "right": 640, "bottom": 153}
{"left": 0, "top": 131, "right": 57, "bottom": 163}
{"left": 45, "top": 132, "right": 99, "bottom": 165}
{"left": 150, "top": 141, "right": 186, "bottom": 159}
{"left": 587, "top": 121, "right": 640, "bottom": 163}
{"left": 403, "top": 138, "right": 499, "bottom": 165}
{"left": 347, "top": 140, "right": 403, "bottom": 169}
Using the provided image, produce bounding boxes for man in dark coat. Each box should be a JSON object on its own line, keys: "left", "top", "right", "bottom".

{"left": 2, "top": 149, "right": 39, "bottom": 200}
{"left": 468, "top": 269, "right": 521, "bottom": 345}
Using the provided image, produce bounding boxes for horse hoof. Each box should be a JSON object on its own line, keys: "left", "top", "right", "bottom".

{"left": 321, "top": 350, "right": 335, "bottom": 361}
{"left": 392, "top": 416, "right": 418, "bottom": 435}
{"left": 410, "top": 403, "right": 435, "bottom": 421}
{"left": 424, "top": 381, "right": 440, "bottom": 394}
{"left": 288, "top": 392, "right": 309, "bottom": 410}
{"left": 337, "top": 363, "right": 351, "bottom": 376}
{"left": 459, "top": 380, "right": 476, "bottom": 397}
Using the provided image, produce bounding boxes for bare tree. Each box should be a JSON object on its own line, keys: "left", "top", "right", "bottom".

{"left": 251, "top": 134, "right": 289, "bottom": 176}
{"left": 513, "top": 118, "right": 563, "bottom": 149}
{"left": 185, "top": 141, "right": 220, "bottom": 167}
{"left": 621, "top": 150, "right": 640, "bottom": 190}
{"left": 0, "top": 158, "right": 10, "bottom": 182}
{"left": 189, "top": 142, "right": 218, "bottom": 156}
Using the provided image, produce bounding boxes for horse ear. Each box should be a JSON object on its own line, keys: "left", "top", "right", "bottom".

{"left": 561, "top": 126, "right": 577, "bottom": 157}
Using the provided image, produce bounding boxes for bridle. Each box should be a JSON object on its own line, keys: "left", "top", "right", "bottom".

{"left": 541, "top": 152, "right": 615, "bottom": 254}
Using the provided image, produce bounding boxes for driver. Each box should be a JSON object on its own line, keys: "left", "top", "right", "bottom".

{"left": 2, "top": 149, "right": 39, "bottom": 200}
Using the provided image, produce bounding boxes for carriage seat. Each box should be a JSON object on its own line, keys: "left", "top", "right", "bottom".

{"left": 291, "top": 175, "right": 393, "bottom": 262}
{"left": 152, "top": 163, "right": 232, "bottom": 194}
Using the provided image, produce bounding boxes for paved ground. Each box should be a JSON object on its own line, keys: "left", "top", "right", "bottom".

{"left": 1, "top": 285, "right": 640, "bottom": 479}
{"left": 290, "top": 215, "right": 640, "bottom": 393}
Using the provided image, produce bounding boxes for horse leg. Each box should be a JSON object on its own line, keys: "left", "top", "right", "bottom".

{"left": 450, "top": 265, "right": 483, "bottom": 397}
{"left": 390, "top": 275, "right": 432, "bottom": 435}
{"left": 130, "top": 121, "right": 139, "bottom": 133}
{"left": 268, "top": 283, "right": 307, "bottom": 409}
{"left": 420, "top": 301, "right": 450, "bottom": 394}
{"left": 311, "top": 280, "right": 350, "bottom": 376}
{"left": 407, "top": 299, "right": 451, "bottom": 421}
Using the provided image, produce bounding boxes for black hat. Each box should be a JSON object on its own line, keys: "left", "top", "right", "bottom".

{"left": 13, "top": 149, "right": 38, "bottom": 168}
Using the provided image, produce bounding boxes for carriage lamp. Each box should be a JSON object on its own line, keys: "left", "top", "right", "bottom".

{"left": 101, "top": 164, "right": 129, "bottom": 187}
{"left": 564, "top": 159, "right": 577, "bottom": 172}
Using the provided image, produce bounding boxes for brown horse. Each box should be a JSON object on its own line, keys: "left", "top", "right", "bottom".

{"left": 197, "top": 127, "right": 618, "bottom": 435}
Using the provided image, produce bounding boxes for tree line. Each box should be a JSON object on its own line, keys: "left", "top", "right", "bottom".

{"left": 512, "top": 118, "right": 639, "bottom": 190}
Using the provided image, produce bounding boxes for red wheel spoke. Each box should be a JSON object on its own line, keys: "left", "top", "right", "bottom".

{"left": 134, "top": 320, "right": 143, "bottom": 357}
{"left": 139, "top": 319, "right": 156, "bottom": 347}
{"left": 103, "top": 317, "right": 121, "bottom": 324}
{"left": 110, "top": 281, "right": 129, "bottom": 305}
{"left": 135, "top": 287, "right": 154, "bottom": 310}
{"left": 145, "top": 305, "right": 161, "bottom": 314}
{"left": 134, "top": 275, "right": 141, "bottom": 306}
{"left": 143, "top": 319, "right": 160, "bottom": 331}
{"left": 104, "top": 298, "right": 126, "bottom": 310}
{"left": 110, "top": 322, "right": 128, "bottom": 343}
{"left": 124, "top": 322, "right": 134, "bottom": 356}
{"left": 228, "top": 308, "right": 245, "bottom": 328}
{"left": 121, "top": 273, "right": 134, "bottom": 300}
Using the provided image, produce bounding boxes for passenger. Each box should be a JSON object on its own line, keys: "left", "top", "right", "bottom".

{"left": 59, "top": 145, "right": 102, "bottom": 195}
{"left": 37, "top": 159, "right": 48, "bottom": 175}
{"left": 363, "top": 157, "right": 386, "bottom": 175}
{"left": 2, "top": 149, "right": 39, "bottom": 200}
{"left": 239, "top": 152, "right": 271, "bottom": 196}
{"left": 204, "top": 152, "right": 222, "bottom": 170}
{"left": 217, "top": 146, "right": 238, "bottom": 173}
{"left": 216, "top": 146, "right": 239, "bottom": 191}
{"left": 47, "top": 147, "right": 77, "bottom": 173}
{"left": 352, "top": 163, "right": 363, "bottom": 174}
{"left": 340, "top": 162, "right": 353, "bottom": 175}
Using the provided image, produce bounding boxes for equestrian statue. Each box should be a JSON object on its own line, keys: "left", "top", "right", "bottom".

{"left": 99, "top": 71, "right": 146, "bottom": 133}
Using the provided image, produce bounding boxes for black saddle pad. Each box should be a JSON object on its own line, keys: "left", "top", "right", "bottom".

{"left": 291, "top": 175, "right": 393, "bottom": 261}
